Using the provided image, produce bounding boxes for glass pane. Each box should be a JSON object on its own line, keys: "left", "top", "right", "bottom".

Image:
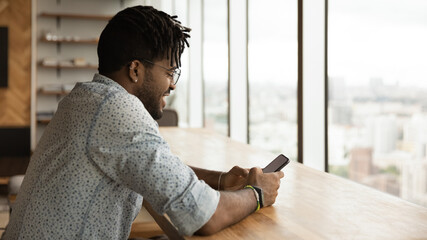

{"left": 168, "top": 0, "right": 189, "bottom": 126}
{"left": 328, "top": 0, "right": 427, "bottom": 207}
{"left": 203, "top": 0, "right": 228, "bottom": 135}
{"left": 248, "top": 0, "right": 298, "bottom": 160}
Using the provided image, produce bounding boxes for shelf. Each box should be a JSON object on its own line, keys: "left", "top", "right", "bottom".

{"left": 39, "top": 63, "right": 98, "bottom": 69}
{"left": 0, "top": 177, "right": 9, "bottom": 185}
{"left": 40, "top": 36, "right": 98, "bottom": 44}
{"left": 38, "top": 89, "right": 70, "bottom": 96}
{"left": 37, "top": 111, "right": 54, "bottom": 124}
{"left": 40, "top": 12, "right": 113, "bottom": 21}
{"left": 37, "top": 119, "right": 51, "bottom": 124}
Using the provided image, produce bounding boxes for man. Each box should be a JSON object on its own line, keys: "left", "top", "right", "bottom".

{"left": 3, "top": 6, "right": 283, "bottom": 239}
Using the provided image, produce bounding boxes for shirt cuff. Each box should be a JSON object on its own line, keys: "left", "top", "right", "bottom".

{"left": 166, "top": 179, "right": 220, "bottom": 236}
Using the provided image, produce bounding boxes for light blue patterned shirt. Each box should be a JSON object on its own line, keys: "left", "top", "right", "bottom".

{"left": 4, "top": 74, "right": 219, "bottom": 239}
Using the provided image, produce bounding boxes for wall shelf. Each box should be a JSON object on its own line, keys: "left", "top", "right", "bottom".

{"left": 40, "top": 36, "right": 99, "bottom": 44}
{"left": 36, "top": 119, "right": 51, "bottom": 124}
{"left": 40, "top": 12, "right": 113, "bottom": 21}
{"left": 38, "top": 90, "right": 70, "bottom": 96}
{"left": 39, "top": 63, "right": 98, "bottom": 69}
{"left": 34, "top": 1, "right": 122, "bottom": 148}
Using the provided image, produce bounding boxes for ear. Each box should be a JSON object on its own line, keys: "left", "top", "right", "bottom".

{"left": 128, "top": 60, "right": 143, "bottom": 83}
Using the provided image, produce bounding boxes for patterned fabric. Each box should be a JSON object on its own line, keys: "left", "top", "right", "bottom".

{"left": 3, "top": 74, "right": 219, "bottom": 239}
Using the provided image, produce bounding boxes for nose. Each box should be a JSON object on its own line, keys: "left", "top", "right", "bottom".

{"left": 169, "top": 81, "right": 176, "bottom": 91}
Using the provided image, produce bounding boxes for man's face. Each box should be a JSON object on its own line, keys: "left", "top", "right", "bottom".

{"left": 135, "top": 59, "right": 177, "bottom": 120}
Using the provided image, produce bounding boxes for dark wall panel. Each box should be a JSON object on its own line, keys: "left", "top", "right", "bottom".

{"left": 0, "top": 127, "right": 31, "bottom": 176}
{"left": 0, "top": 26, "right": 7, "bottom": 88}
{"left": 0, "top": 127, "right": 30, "bottom": 157}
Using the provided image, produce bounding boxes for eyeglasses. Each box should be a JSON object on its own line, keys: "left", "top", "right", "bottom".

{"left": 141, "top": 59, "right": 181, "bottom": 85}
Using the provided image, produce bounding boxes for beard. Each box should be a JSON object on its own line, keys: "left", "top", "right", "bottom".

{"left": 135, "top": 70, "right": 164, "bottom": 120}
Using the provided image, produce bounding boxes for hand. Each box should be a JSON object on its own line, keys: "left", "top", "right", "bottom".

{"left": 246, "top": 167, "right": 284, "bottom": 207}
{"left": 221, "top": 166, "right": 249, "bottom": 191}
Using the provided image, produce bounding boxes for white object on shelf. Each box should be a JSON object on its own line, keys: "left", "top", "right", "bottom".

{"left": 59, "top": 60, "right": 73, "bottom": 67}
{"left": 40, "top": 84, "right": 62, "bottom": 92}
{"left": 42, "top": 57, "right": 58, "bottom": 66}
{"left": 36, "top": 111, "right": 55, "bottom": 120}
{"left": 73, "top": 57, "right": 87, "bottom": 66}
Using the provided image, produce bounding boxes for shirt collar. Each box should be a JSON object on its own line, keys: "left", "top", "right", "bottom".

{"left": 92, "top": 73, "right": 128, "bottom": 92}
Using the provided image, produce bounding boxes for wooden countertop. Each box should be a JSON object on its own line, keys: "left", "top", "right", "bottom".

{"left": 158, "top": 127, "right": 427, "bottom": 240}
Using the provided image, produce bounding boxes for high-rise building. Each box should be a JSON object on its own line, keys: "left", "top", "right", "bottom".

{"left": 330, "top": 104, "right": 353, "bottom": 125}
{"left": 401, "top": 159, "right": 427, "bottom": 207}
{"left": 373, "top": 115, "right": 398, "bottom": 154}
{"left": 349, "top": 147, "right": 373, "bottom": 182}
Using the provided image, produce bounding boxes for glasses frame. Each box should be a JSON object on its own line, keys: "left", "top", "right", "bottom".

{"left": 140, "top": 59, "right": 181, "bottom": 85}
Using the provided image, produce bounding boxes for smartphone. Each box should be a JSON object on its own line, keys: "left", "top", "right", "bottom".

{"left": 262, "top": 154, "right": 290, "bottom": 173}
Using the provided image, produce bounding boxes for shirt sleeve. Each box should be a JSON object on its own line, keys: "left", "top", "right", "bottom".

{"left": 86, "top": 92, "right": 219, "bottom": 236}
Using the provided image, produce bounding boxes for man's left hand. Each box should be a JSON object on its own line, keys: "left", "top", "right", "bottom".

{"left": 222, "top": 166, "right": 249, "bottom": 191}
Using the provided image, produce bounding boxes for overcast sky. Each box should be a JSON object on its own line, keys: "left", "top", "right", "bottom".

{"left": 329, "top": 0, "right": 427, "bottom": 87}
{"left": 202, "top": 0, "right": 427, "bottom": 88}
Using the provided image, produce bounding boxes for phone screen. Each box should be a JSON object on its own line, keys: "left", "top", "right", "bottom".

{"left": 262, "top": 154, "right": 290, "bottom": 173}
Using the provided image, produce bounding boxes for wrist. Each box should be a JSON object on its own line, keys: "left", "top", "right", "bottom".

{"left": 218, "top": 172, "right": 225, "bottom": 191}
{"left": 244, "top": 185, "right": 263, "bottom": 211}
{"left": 251, "top": 185, "right": 264, "bottom": 208}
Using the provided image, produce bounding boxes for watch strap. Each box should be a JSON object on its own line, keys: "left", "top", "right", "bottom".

{"left": 251, "top": 185, "right": 264, "bottom": 208}
{"left": 244, "top": 185, "right": 261, "bottom": 211}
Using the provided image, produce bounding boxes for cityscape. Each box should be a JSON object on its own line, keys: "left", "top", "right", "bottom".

{"left": 203, "top": 77, "right": 427, "bottom": 208}
{"left": 329, "top": 77, "right": 427, "bottom": 207}
{"left": 185, "top": 0, "right": 427, "bottom": 208}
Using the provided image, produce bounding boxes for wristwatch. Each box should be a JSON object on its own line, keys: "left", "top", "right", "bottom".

{"left": 251, "top": 185, "right": 264, "bottom": 208}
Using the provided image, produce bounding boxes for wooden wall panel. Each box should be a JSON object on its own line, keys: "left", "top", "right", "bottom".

{"left": 0, "top": 0, "right": 31, "bottom": 127}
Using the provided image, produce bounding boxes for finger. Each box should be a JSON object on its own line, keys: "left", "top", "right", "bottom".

{"left": 276, "top": 171, "right": 285, "bottom": 178}
{"left": 275, "top": 182, "right": 281, "bottom": 190}
{"left": 230, "top": 166, "right": 249, "bottom": 177}
{"left": 249, "top": 167, "right": 262, "bottom": 175}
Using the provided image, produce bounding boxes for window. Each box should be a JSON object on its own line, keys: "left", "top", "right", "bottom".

{"left": 168, "top": 0, "right": 190, "bottom": 126}
{"left": 203, "top": 0, "right": 228, "bottom": 135}
{"left": 248, "top": 0, "right": 298, "bottom": 159}
{"left": 328, "top": 0, "right": 427, "bottom": 207}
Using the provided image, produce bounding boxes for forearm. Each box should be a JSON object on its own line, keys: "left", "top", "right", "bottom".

{"left": 194, "top": 167, "right": 284, "bottom": 236}
{"left": 190, "top": 166, "right": 223, "bottom": 190}
{"left": 195, "top": 189, "right": 257, "bottom": 235}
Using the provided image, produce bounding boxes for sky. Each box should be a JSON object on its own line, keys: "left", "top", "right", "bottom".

{"left": 329, "top": 0, "right": 427, "bottom": 87}
{"left": 202, "top": 0, "right": 427, "bottom": 88}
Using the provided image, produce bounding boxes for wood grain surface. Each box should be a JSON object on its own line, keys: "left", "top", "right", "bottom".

{"left": 159, "top": 127, "right": 427, "bottom": 240}
{"left": 0, "top": 0, "right": 31, "bottom": 127}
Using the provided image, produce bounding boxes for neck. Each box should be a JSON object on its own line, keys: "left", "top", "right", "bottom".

{"left": 102, "top": 68, "right": 136, "bottom": 95}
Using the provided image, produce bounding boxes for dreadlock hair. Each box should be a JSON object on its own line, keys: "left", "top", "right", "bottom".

{"left": 97, "top": 6, "right": 191, "bottom": 74}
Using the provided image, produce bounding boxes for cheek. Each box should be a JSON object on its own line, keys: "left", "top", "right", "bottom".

{"left": 155, "top": 86, "right": 165, "bottom": 99}
{"left": 146, "top": 80, "right": 165, "bottom": 96}
{"left": 158, "top": 81, "right": 170, "bottom": 95}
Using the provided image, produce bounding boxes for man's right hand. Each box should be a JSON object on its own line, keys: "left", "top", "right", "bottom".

{"left": 246, "top": 167, "right": 284, "bottom": 207}
{"left": 196, "top": 167, "right": 285, "bottom": 236}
